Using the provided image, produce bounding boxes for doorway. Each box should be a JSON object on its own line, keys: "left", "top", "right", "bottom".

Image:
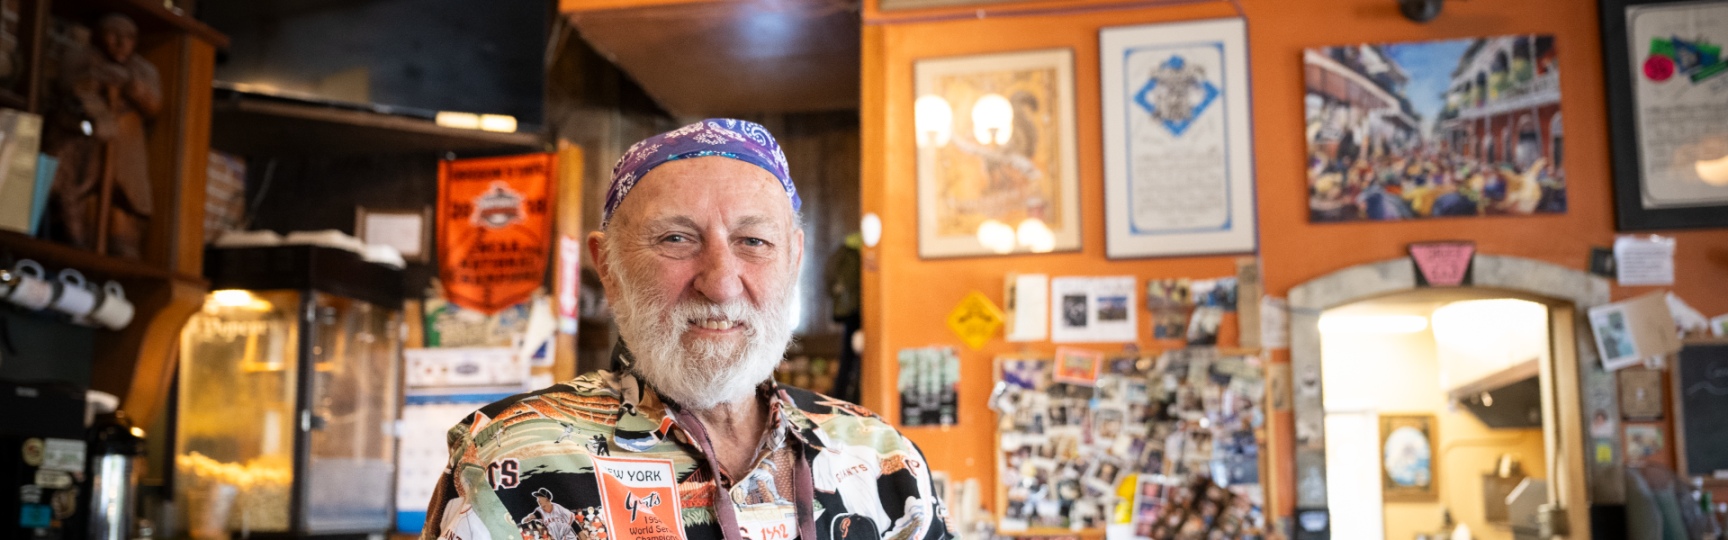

{"left": 1287, "top": 254, "right": 1609, "bottom": 540}
{"left": 1320, "top": 290, "right": 1553, "bottom": 539}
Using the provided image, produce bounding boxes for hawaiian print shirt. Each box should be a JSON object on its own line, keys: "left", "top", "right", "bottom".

{"left": 420, "top": 368, "right": 953, "bottom": 540}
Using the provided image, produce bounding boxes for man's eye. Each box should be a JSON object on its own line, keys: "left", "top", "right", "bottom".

{"left": 741, "top": 237, "right": 768, "bottom": 247}
{"left": 661, "top": 234, "right": 690, "bottom": 243}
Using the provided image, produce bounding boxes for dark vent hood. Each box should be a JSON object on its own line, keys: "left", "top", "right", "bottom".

{"left": 1449, "top": 360, "right": 1543, "bottom": 429}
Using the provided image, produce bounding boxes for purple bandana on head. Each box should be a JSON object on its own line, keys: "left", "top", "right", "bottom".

{"left": 602, "top": 118, "right": 799, "bottom": 230}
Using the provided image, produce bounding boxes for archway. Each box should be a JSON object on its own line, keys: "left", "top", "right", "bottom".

{"left": 1287, "top": 254, "right": 1613, "bottom": 539}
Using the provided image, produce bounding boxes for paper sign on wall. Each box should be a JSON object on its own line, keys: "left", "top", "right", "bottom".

{"left": 557, "top": 235, "right": 581, "bottom": 334}
{"left": 1614, "top": 235, "right": 1676, "bottom": 286}
{"left": 1005, "top": 274, "right": 1049, "bottom": 342}
{"left": 1051, "top": 276, "right": 1138, "bottom": 343}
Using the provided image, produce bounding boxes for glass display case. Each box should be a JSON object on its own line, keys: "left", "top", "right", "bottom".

{"left": 176, "top": 246, "right": 404, "bottom": 537}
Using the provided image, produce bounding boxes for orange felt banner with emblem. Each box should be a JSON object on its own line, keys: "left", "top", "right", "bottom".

{"left": 437, "top": 153, "right": 555, "bottom": 314}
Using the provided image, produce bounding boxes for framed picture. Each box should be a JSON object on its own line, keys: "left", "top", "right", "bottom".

{"left": 1601, "top": 0, "right": 1728, "bottom": 229}
{"left": 0, "top": 0, "right": 43, "bottom": 110}
{"left": 914, "top": 48, "right": 1080, "bottom": 258}
{"left": 1379, "top": 414, "right": 1437, "bottom": 501}
{"left": 356, "top": 205, "right": 432, "bottom": 262}
{"left": 1305, "top": 35, "right": 1565, "bottom": 222}
{"left": 1588, "top": 301, "right": 1643, "bottom": 371}
{"left": 1100, "top": 18, "right": 1256, "bottom": 258}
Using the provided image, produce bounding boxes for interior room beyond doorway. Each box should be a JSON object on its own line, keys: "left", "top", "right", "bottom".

{"left": 1320, "top": 289, "right": 1555, "bottom": 540}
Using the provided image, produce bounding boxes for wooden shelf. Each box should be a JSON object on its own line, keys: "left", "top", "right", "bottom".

{"left": 211, "top": 85, "right": 545, "bottom": 157}
{"left": 0, "top": 230, "right": 207, "bottom": 429}
{"left": 0, "top": 230, "right": 200, "bottom": 285}
{"left": 51, "top": 0, "right": 228, "bottom": 46}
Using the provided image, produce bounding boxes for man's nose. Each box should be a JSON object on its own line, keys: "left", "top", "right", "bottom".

{"left": 693, "top": 241, "right": 745, "bottom": 304}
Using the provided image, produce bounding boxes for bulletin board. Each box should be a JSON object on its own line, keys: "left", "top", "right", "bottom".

{"left": 991, "top": 348, "right": 1269, "bottom": 538}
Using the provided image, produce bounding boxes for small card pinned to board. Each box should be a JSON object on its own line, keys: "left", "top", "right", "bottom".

{"left": 1618, "top": 367, "right": 1664, "bottom": 421}
{"left": 1410, "top": 241, "right": 1474, "bottom": 287}
{"left": 1586, "top": 291, "right": 1682, "bottom": 372}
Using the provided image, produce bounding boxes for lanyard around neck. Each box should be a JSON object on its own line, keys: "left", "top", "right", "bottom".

{"left": 669, "top": 404, "right": 819, "bottom": 540}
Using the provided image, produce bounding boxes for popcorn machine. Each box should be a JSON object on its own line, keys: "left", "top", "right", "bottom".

{"left": 176, "top": 246, "right": 404, "bottom": 537}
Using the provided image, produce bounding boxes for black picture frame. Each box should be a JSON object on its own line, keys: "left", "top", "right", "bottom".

{"left": 1601, "top": 0, "right": 1728, "bottom": 230}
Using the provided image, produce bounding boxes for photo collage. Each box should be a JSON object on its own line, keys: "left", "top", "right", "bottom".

{"left": 993, "top": 348, "right": 1267, "bottom": 538}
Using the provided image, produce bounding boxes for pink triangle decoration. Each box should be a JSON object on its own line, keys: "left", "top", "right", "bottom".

{"left": 1410, "top": 242, "right": 1474, "bottom": 286}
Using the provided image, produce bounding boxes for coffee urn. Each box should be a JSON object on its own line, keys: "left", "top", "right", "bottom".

{"left": 87, "top": 411, "right": 144, "bottom": 540}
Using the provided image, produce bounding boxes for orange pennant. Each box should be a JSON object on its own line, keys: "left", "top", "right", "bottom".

{"left": 437, "top": 153, "right": 555, "bottom": 314}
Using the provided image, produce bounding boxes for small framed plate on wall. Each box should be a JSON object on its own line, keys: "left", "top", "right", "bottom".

{"left": 1379, "top": 413, "right": 1438, "bottom": 502}
{"left": 356, "top": 206, "right": 432, "bottom": 262}
{"left": 1601, "top": 0, "right": 1728, "bottom": 229}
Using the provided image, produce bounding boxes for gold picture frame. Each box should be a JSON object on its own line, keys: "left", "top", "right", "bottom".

{"left": 1379, "top": 413, "right": 1438, "bottom": 502}
{"left": 913, "top": 48, "right": 1080, "bottom": 258}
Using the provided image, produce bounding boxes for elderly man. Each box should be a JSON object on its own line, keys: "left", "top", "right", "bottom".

{"left": 423, "top": 119, "right": 951, "bottom": 540}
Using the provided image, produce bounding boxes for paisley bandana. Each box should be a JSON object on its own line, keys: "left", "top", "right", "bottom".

{"left": 602, "top": 118, "right": 800, "bottom": 230}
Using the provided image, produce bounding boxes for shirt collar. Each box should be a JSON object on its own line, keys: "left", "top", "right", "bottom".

{"left": 602, "top": 342, "right": 817, "bottom": 453}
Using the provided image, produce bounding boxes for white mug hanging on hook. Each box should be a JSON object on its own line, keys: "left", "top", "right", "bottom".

{"left": 6, "top": 260, "right": 55, "bottom": 311}
{"left": 88, "top": 281, "right": 134, "bottom": 330}
{"left": 52, "top": 268, "right": 99, "bottom": 320}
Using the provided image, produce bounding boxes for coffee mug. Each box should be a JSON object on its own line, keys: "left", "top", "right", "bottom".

{"left": 88, "top": 281, "right": 135, "bottom": 330}
{"left": 52, "top": 269, "right": 98, "bottom": 320}
{"left": 6, "top": 260, "right": 54, "bottom": 311}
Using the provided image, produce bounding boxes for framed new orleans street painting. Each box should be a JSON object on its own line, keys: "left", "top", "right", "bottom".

{"left": 1100, "top": 18, "right": 1256, "bottom": 259}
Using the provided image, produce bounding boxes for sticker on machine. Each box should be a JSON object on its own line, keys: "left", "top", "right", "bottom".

{"left": 40, "top": 439, "right": 86, "bottom": 473}
{"left": 591, "top": 455, "right": 685, "bottom": 540}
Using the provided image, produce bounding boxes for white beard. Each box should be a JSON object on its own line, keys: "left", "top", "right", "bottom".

{"left": 607, "top": 244, "right": 796, "bottom": 410}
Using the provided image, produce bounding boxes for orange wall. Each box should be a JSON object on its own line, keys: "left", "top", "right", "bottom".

{"left": 860, "top": 0, "right": 1728, "bottom": 524}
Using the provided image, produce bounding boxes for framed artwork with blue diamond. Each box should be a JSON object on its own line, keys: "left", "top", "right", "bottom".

{"left": 914, "top": 48, "right": 1081, "bottom": 259}
{"left": 1101, "top": 18, "right": 1257, "bottom": 259}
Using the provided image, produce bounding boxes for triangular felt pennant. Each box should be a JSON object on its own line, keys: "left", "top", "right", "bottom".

{"left": 1410, "top": 242, "right": 1474, "bottom": 287}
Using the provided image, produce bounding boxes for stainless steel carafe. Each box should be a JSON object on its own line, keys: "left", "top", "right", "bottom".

{"left": 87, "top": 411, "right": 144, "bottom": 540}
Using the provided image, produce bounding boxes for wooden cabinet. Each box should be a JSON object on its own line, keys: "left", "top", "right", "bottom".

{"left": 0, "top": 0, "right": 226, "bottom": 427}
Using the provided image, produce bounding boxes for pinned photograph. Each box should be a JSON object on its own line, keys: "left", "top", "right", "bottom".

{"left": 1097, "top": 295, "right": 1130, "bottom": 321}
{"left": 1062, "top": 294, "right": 1089, "bottom": 328}
{"left": 1053, "top": 347, "right": 1104, "bottom": 385}
{"left": 1085, "top": 458, "right": 1127, "bottom": 494}
{"left": 1094, "top": 407, "right": 1127, "bottom": 442}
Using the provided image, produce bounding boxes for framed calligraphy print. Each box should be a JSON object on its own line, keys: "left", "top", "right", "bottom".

{"left": 1100, "top": 18, "right": 1256, "bottom": 258}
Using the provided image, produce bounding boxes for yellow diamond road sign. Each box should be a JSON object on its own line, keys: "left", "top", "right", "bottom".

{"left": 946, "top": 291, "right": 1004, "bottom": 350}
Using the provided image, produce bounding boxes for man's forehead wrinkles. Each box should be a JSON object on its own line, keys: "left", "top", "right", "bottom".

{"left": 636, "top": 213, "right": 784, "bottom": 233}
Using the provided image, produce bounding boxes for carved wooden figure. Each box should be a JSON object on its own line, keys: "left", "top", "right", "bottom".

{"left": 45, "top": 13, "right": 159, "bottom": 258}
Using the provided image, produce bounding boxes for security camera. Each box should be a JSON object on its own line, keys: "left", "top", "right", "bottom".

{"left": 1399, "top": 0, "right": 1443, "bottom": 22}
